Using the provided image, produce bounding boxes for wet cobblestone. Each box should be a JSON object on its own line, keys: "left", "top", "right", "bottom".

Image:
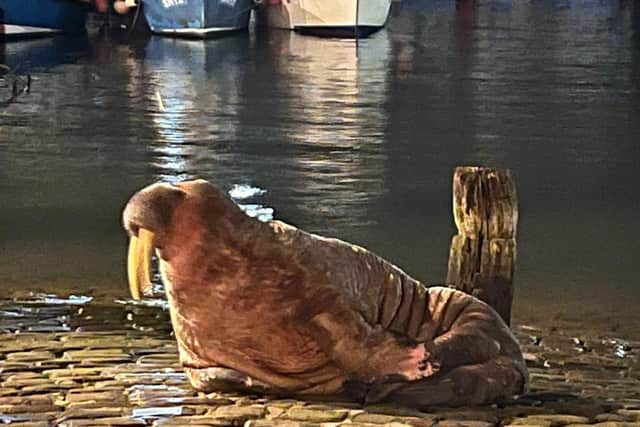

{"left": 1, "top": 295, "right": 639, "bottom": 427}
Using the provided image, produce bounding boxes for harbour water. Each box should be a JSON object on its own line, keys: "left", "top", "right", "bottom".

{"left": 1, "top": 0, "right": 639, "bottom": 322}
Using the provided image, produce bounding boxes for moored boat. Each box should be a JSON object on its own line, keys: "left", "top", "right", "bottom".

{"left": 0, "top": 0, "right": 89, "bottom": 38}
{"left": 259, "top": 0, "right": 392, "bottom": 38}
{"left": 141, "top": 0, "right": 256, "bottom": 37}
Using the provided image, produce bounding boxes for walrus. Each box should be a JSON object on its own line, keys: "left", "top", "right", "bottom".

{"left": 123, "top": 179, "right": 528, "bottom": 408}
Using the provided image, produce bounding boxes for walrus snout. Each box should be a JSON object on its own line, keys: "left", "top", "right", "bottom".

{"left": 123, "top": 182, "right": 186, "bottom": 238}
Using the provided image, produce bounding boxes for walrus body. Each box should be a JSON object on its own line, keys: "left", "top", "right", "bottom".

{"left": 123, "top": 180, "right": 528, "bottom": 408}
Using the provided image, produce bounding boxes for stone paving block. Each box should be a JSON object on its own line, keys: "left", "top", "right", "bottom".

{"left": 435, "top": 420, "right": 494, "bottom": 427}
{"left": 265, "top": 406, "right": 287, "bottom": 419}
{"left": 508, "top": 415, "right": 591, "bottom": 426}
{"left": 596, "top": 413, "right": 637, "bottom": 422}
{"left": 67, "top": 385, "right": 126, "bottom": 394}
{"left": 1, "top": 371, "right": 44, "bottom": 380}
{"left": 135, "top": 396, "right": 228, "bottom": 408}
{"left": 65, "top": 400, "right": 126, "bottom": 410}
{"left": 2, "top": 377, "right": 54, "bottom": 388}
{"left": 246, "top": 421, "right": 319, "bottom": 427}
{"left": 153, "top": 425, "right": 223, "bottom": 427}
{"left": 352, "top": 413, "right": 400, "bottom": 424}
{"left": 0, "top": 387, "right": 20, "bottom": 396}
{"left": 126, "top": 383, "right": 194, "bottom": 400}
{"left": 131, "top": 405, "right": 196, "bottom": 417}
{"left": 63, "top": 349, "right": 132, "bottom": 359}
{"left": 399, "top": 417, "right": 439, "bottom": 427}
{"left": 5, "top": 351, "right": 57, "bottom": 362}
{"left": 386, "top": 423, "right": 421, "bottom": 427}
{"left": 508, "top": 418, "right": 552, "bottom": 426}
{"left": 23, "top": 384, "right": 79, "bottom": 394}
{"left": 283, "top": 406, "right": 349, "bottom": 423}
{"left": 0, "top": 394, "right": 60, "bottom": 406}
{"left": 183, "top": 405, "right": 214, "bottom": 415}
{"left": 151, "top": 415, "right": 240, "bottom": 426}
{"left": 619, "top": 401, "right": 640, "bottom": 410}
{"left": 57, "top": 406, "right": 126, "bottom": 421}
{"left": 0, "top": 423, "right": 50, "bottom": 427}
{"left": 1, "top": 342, "right": 62, "bottom": 353}
{"left": 0, "top": 404, "right": 62, "bottom": 414}
{"left": 57, "top": 416, "right": 147, "bottom": 426}
{"left": 566, "top": 424, "right": 640, "bottom": 427}
{"left": 136, "top": 354, "right": 180, "bottom": 364}
{"left": 617, "top": 411, "right": 640, "bottom": 421}
{"left": 590, "top": 423, "right": 640, "bottom": 427}
{"left": 91, "top": 380, "right": 129, "bottom": 389}
{"left": 264, "top": 400, "right": 305, "bottom": 409}
{"left": 350, "top": 412, "right": 437, "bottom": 427}
{"left": 0, "top": 414, "right": 54, "bottom": 425}
{"left": 505, "top": 425, "right": 549, "bottom": 427}
{"left": 44, "top": 367, "right": 107, "bottom": 378}
{"left": 66, "top": 390, "right": 126, "bottom": 404}
{"left": 208, "top": 404, "right": 267, "bottom": 422}
{"left": 434, "top": 410, "right": 498, "bottom": 423}
{"left": 301, "top": 399, "right": 363, "bottom": 409}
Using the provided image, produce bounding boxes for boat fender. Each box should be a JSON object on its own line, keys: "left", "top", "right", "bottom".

{"left": 114, "top": 0, "right": 137, "bottom": 15}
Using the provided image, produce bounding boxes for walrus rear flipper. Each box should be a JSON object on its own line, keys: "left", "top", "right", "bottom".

{"left": 366, "top": 356, "right": 526, "bottom": 408}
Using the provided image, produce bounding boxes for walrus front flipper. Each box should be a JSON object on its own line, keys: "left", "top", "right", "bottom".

{"left": 310, "top": 299, "right": 431, "bottom": 383}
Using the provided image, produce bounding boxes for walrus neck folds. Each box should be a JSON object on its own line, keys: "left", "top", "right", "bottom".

{"left": 158, "top": 188, "right": 269, "bottom": 286}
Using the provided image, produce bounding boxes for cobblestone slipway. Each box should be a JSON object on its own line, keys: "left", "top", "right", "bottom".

{"left": 1, "top": 295, "right": 638, "bottom": 427}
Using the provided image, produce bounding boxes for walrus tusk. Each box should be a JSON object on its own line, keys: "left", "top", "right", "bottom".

{"left": 127, "top": 228, "right": 155, "bottom": 300}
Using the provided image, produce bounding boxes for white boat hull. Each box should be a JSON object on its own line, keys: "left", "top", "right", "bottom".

{"left": 262, "top": 0, "right": 391, "bottom": 37}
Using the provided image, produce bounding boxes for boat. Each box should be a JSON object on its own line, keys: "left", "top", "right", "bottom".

{"left": 140, "top": 0, "right": 256, "bottom": 37}
{"left": 0, "top": 0, "right": 89, "bottom": 38}
{"left": 258, "top": 0, "right": 392, "bottom": 38}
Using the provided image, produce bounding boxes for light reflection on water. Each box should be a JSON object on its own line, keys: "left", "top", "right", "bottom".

{"left": 0, "top": 0, "right": 638, "bottom": 314}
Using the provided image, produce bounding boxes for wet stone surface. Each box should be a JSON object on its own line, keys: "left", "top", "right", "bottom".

{"left": 1, "top": 295, "right": 639, "bottom": 427}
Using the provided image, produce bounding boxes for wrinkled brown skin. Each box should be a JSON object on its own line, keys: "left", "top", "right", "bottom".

{"left": 122, "top": 180, "right": 528, "bottom": 408}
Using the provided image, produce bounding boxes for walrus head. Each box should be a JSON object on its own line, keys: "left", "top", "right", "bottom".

{"left": 123, "top": 181, "right": 186, "bottom": 299}
{"left": 123, "top": 179, "right": 254, "bottom": 300}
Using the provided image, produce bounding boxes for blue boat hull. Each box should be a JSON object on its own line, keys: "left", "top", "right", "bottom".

{"left": 0, "top": 0, "right": 89, "bottom": 36}
{"left": 143, "top": 0, "right": 253, "bottom": 37}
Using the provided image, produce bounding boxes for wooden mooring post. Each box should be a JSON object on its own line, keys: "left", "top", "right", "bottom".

{"left": 446, "top": 166, "right": 518, "bottom": 325}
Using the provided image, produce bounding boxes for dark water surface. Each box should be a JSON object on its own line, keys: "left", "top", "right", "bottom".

{"left": 1, "top": 1, "right": 638, "bottom": 316}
